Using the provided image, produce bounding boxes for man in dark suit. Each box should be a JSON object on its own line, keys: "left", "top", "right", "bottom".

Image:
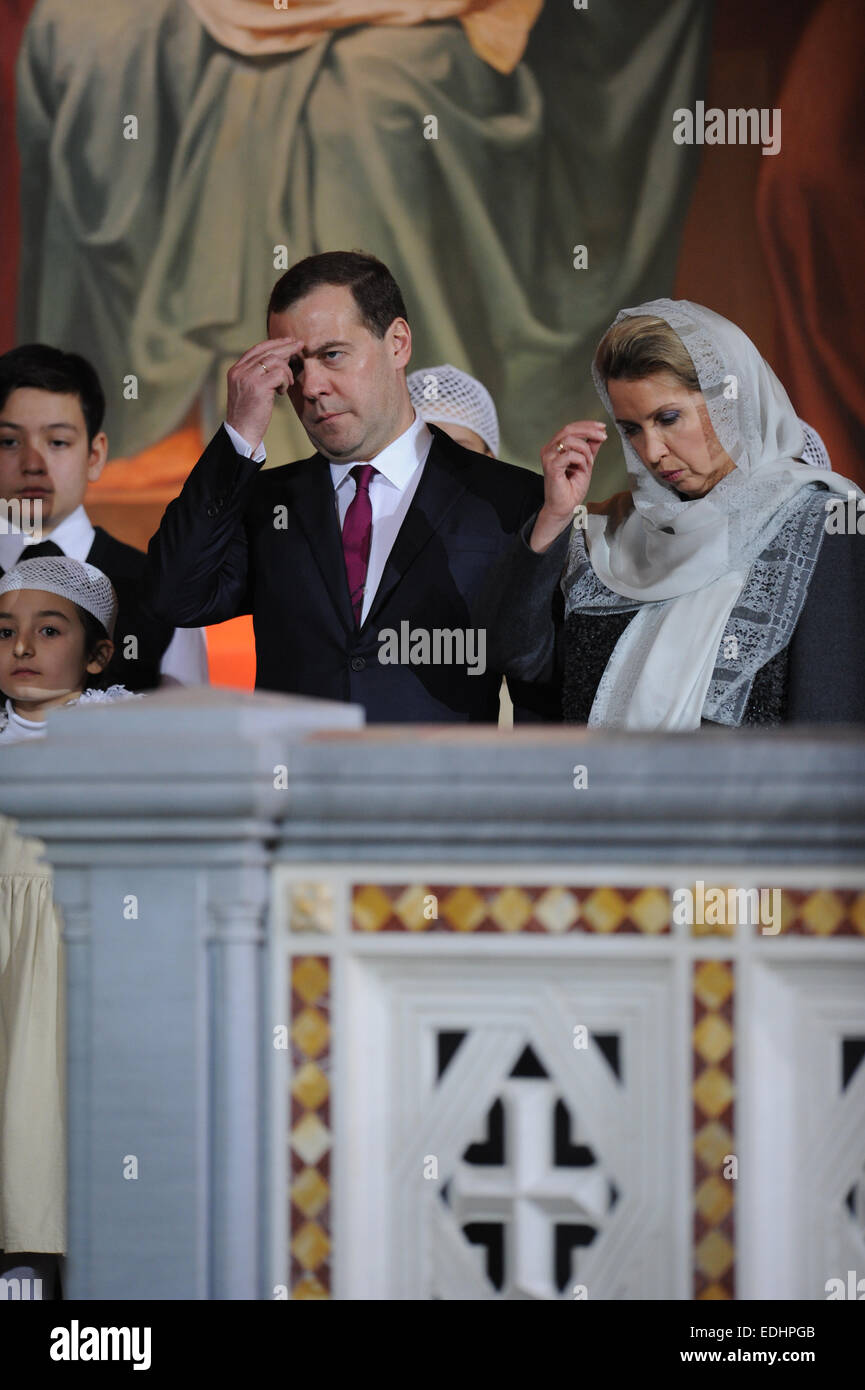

{"left": 144, "top": 251, "right": 560, "bottom": 722}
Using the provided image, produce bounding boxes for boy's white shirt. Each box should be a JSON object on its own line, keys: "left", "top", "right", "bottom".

{"left": 0, "top": 505, "right": 209, "bottom": 685}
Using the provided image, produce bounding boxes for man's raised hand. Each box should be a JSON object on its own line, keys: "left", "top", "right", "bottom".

{"left": 225, "top": 338, "right": 305, "bottom": 451}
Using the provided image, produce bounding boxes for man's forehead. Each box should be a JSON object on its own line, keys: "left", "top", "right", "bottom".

{"left": 269, "top": 284, "right": 366, "bottom": 339}
{"left": 1, "top": 387, "right": 85, "bottom": 427}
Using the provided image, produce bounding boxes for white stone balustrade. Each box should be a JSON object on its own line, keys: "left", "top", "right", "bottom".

{"left": 1, "top": 688, "right": 863, "bottom": 1301}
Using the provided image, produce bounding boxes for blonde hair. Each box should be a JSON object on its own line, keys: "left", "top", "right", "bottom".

{"left": 594, "top": 314, "right": 700, "bottom": 391}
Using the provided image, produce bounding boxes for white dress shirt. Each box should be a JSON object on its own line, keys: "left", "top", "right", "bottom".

{"left": 225, "top": 411, "right": 433, "bottom": 625}
{"left": 224, "top": 420, "right": 266, "bottom": 463}
{"left": 0, "top": 505, "right": 209, "bottom": 685}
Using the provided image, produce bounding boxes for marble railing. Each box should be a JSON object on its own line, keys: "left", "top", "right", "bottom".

{"left": 2, "top": 688, "right": 864, "bottom": 1301}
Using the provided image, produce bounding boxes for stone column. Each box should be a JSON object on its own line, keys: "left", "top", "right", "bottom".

{"left": 0, "top": 687, "right": 362, "bottom": 1300}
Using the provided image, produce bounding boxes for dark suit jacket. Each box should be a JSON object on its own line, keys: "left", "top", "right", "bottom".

{"left": 143, "top": 423, "right": 558, "bottom": 722}
{"left": 87, "top": 528, "right": 176, "bottom": 691}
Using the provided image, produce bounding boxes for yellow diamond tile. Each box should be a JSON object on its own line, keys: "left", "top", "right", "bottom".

{"left": 291, "top": 1220, "right": 331, "bottom": 1271}
{"left": 291, "top": 1006, "right": 329, "bottom": 1059}
{"left": 695, "top": 1231, "right": 734, "bottom": 1280}
{"left": 695, "top": 1175, "right": 734, "bottom": 1226}
{"left": 800, "top": 890, "right": 845, "bottom": 935}
{"left": 852, "top": 895, "right": 865, "bottom": 935}
{"left": 630, "top": 888, "right": 671, "bottom": 934}
{"left": 291, "top": 1112, "right": 332, "bottom": 1165}
{"left": 292, "top": 957, "right": 329, "bottom": 1005}
{"left": 289, "top": 882, "right": 333, "bottom": 934}
{"left": 693, "top": 1066, "right": 734, "bottom": 1118}
{"left": 291, "top": 1166, "right": 331, "bottom": 1219}
{"left": 490, "top": 887, "right": 536, "bottom": 932}
{"left": 533, "top": 888, "right": 580, "bottom": 934}
{"left": 292, "top": 1273, "right": 330, "bottom": 1300}
{"left": 353, "top": 885, "right": 396, "bottom": 932}
{"left": 393, "top": 884, "right": 433, "bottom": 932}
{"left": 291, "top": 1061, "right": 329, "bottom": 1110}
{"left": 440, "top": 886, "right": 487, "bottom": 932}
{"left": 581, "top": 888, "right": 628, "bottom": 933}
{"left": 693, "top": 1014, "right": 734, "bottom": 1065}
{"left": 694, "top": 1121, "right": 734, "bottom": 1172}
{"left": 693, "top": 960, "right": 734, "bottom": 1009}
{"left": 698, "top": 1284, "right": 731, "bottom": 1300}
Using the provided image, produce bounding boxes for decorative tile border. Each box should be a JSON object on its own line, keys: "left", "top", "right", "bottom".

{"left": 351, "top": 883, "right": 672, "bottom": 934}
{"left": 759, "top": 889, "right": 865, "bottom": 936}
{"left": 288, "top": 882, "right": 335, "bottom": 934}
{"left": 289, "top": 956, "right": 332, "bottom": 1299}
{"left": 286, "top": 879, "right": 865, "bottom": 938}
{"left": 692, "top": 960, "right": 735, "bottom": 1300}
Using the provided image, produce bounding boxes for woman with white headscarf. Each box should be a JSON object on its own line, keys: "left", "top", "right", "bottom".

{"left": 477, "top": 299, "right": 865, "bottom": 728}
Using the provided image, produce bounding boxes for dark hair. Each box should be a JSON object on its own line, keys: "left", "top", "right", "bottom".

{"left": 267, "top": 251, "right": 408, "bottom": 338}
{"left": 0, "top": 344, "right": 106, "bottom": 444}
{"left": 78, "top": 606, "right": 113, "bottom": 690}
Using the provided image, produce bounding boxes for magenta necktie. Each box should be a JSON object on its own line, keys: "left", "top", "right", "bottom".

{"left": 341, "top": 463, "right": 376, "bottom": 625}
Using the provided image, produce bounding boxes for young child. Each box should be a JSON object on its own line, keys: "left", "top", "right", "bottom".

{"left": 0, "top": 555, "right": 140, "bottom": 744}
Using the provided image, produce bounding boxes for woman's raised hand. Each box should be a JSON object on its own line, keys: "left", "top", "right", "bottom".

{"left": 529, "top": 421, "right": 608, "bottom": 552}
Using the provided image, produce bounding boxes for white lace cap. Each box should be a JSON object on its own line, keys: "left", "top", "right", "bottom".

{"left": 798, "top": 420, "right": 831, "bottom": 470}
{"left": 407, "top": 363, "right": 500, "bottom": 455}
{"left": 0, "top": 556, "right": 118, "bottom": 637}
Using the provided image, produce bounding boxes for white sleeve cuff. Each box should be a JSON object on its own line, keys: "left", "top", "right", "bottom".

{"left": 158, "top": 627, "right": 210, "bottom": 685}
{"left": 223, "top": 420, "right": 266, "bottom": 463}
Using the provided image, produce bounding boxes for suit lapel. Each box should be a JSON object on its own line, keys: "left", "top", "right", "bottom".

{"left": 363, "top": 432, "right": 470, "bottom": 631}
{"left": 288, "top": 456, "right": 356, "bottom": 634}
{"left": 86, "top": 529, "right": 106, "bottom": 569}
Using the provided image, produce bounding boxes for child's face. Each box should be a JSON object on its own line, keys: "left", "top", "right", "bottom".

{"left": 0, "top": 388, "right": 108, "bottom": 532}
{"left": 0, "top": 589, "right": 112, "bottom": 711}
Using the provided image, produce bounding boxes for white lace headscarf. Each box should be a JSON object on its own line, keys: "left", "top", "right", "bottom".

{"left": 407, "top": 364, "right": 500, "bottom": 455}
{"left": 563, "top": 299, "right": 861, "bottom": 729}
{"left": 0, "top": 556, "right": 117, "bottom": 636}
